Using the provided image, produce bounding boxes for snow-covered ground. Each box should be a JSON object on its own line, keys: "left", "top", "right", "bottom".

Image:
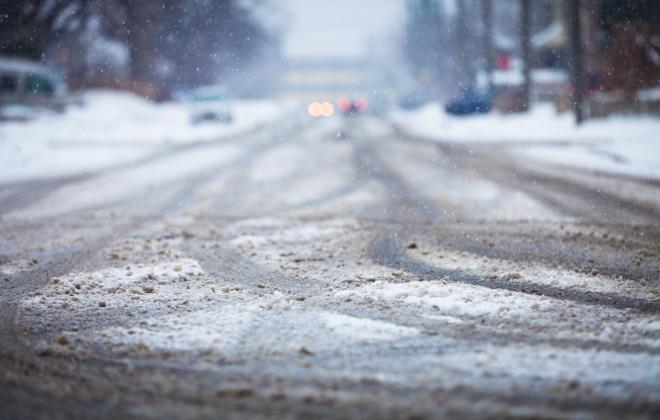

{"left": 0, "top": 90, "right": 287, "bottom": 183}
{"left": 3, "top": 106, "right": 659, "bottom": 416}
{"left": 391, "top": 103, "right": 660, "bottom": 179}
{"left": 16, "top": 216, "right": 660, "bottom": 405}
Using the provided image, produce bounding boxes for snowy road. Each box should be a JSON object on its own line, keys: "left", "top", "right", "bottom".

{"left": 1, "top": 116, "right": 659, "bottom": 419}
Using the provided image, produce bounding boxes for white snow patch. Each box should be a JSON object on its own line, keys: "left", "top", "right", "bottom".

{"left": 20, "top": 258, "right": 206, "bottom": 321}
{"left": 227, "top": 218, "right": 354, "bottom": 244}
{"left": 94, "top": 306, "right": 259, "bottom": 354}
{"left": 335, "top": 279, "right": 552, "bottom": 318}
{"left": 321, "top": 312, "right": 419, "bottom": 342}
{"left": 427, "top": 314, "right": 464, "bottom": 324}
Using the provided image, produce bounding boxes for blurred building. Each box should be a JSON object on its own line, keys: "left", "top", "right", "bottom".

{"left": 598, "top": 0, "right": 660, "bottom": 93}
{"left": 584, "top": 0, "right": 660, "bottom": 116}
{"left": 280, "top": 58, "right": 401, "bottom": 114}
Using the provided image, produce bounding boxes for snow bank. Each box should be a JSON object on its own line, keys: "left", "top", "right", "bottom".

{"left": 3, "top": 90, "right": 283, "bottom": 145}
{"left": 0, "top": 90, "right": 286, "bottom": 183}
{"left": 391, "top": 103, "right": 660, "bottom": 179}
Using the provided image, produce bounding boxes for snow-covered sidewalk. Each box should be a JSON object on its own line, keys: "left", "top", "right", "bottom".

{"left": 0, "top": 90, "right": 286, "bottom": 184}
{"left": 391, "top": 103, "right": 660, "bottom": 179}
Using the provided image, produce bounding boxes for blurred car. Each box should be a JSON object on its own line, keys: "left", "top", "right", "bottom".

{"left": 0, "top": 57, "right": 68, "bottom": 117}
{"left": 338, "top": 98, "right": 367, "bottom": 115}
{"left": 445, "top": 87, "right": 492, "bottom": 115}
{"left": 186, "top": 85, "right": 233, "bottom": 124}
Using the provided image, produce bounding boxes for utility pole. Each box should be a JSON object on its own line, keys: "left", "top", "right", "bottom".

{"left": 482, "top": 0, "right": 494, "bottom": 92}
{"left": 520, "top": 0, "right": 531, "bottom": 112}
{"left": 456, "top": 0, "right": 472, "bottom": 88}
{"left": 568, "top": 0, "right": 585, "bottom": 124}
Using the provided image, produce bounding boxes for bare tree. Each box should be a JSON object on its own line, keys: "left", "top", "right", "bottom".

{"left": 481, "top": 0, "right": 494, "bottom": 92}
{"left": 456, "top": 0, "right": 472, "bottom": 88}
{"left": 567, "top": 0, "right": 585, "bottom": 124}
{"left": 1, "top": 0, "right": 277, "bottom": 93}
{"left": 0, "top": 0, "right": 95, "bottom": 58}
{"left": 520, "top": 0, "right": 532, "bottom": 111}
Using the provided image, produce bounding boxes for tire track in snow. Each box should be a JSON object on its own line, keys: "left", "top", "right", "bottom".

{"left": 351, "top": 127, "right": 660, "bottom": 313}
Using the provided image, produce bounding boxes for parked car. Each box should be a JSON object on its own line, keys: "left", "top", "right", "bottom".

{"left": 0, "top": 57, "right": 68, "bottom": 115}
{"left": 186, "top": 85, "right": 233, "bottom": 124}
{"left": 445, "top": 87, "right": 492, "bottom": 116}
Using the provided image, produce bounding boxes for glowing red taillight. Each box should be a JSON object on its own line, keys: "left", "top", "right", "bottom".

{"left": 338, "top": 99, "right": 352, "bottom": 112}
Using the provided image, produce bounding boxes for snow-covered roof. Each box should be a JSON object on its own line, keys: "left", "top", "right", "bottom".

{"left": 0, "top": 57, "right": 57, "bottom": 77}
{"left": 492, "top": 68, "right": 569, "bottom": 86}
{"left": 532, "top": 21, "right": 567, "bottom": 49}
{"left": 494, "top": 33, "right": 516, "bottom": 51}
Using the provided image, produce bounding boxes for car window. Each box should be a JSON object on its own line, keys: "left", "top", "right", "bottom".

{"left": 0, "top": 74, "right": 18, "bottom": 93}
{"left": 25, "top": 74, "right": 55, "bottom": 95}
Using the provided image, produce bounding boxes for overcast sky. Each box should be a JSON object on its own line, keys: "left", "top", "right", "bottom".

{"left": 282, "top": 0, "right": 405, "bottom": 59}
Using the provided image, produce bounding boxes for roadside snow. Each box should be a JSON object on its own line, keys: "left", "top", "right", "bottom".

{"left": 520, "top": 136, "right": 660, "bottom": 180}
{"left": 0, "top": 90, "right": 285, "bottom": 183}
{"left": 391, "top": 103, "right": 660, "bottom": 179}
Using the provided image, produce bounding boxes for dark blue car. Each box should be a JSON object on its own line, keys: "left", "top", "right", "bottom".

{"left": 445, "top": 87, "right": 492, "bottom": 115}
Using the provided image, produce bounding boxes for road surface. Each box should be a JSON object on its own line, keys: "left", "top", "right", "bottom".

{"left": 1, "top": 116, "right": 659, "bottom": 419}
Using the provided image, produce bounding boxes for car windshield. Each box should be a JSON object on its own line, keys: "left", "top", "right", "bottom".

{"left": 1, "top": 1, "right": 659, "bottom": 418}
{"left": 25, "top": 74, "right": 55, "bottom": 95}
